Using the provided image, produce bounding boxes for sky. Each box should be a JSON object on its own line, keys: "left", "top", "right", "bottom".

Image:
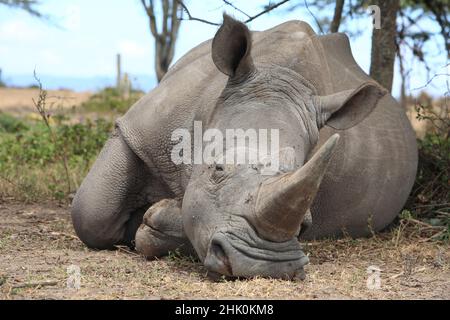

{"left": 0, "top": 0, "right": 447, "bottom": 97}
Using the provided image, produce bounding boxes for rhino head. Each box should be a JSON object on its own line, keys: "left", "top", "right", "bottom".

{"left": 181, "top": 15, "right": 385, "bottom": 279}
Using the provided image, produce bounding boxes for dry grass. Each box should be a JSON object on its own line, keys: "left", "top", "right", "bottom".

{"left": 0, "top": 202, "right": 448, "bottom": 300}
{"left": 0, "top": 164, "right": 89, "bottom": 203}
{"left": 0, "top": 88, "right": 91, "bottom": 115}
{"left": 406, "top": 95, "right": 450, "bottom": 140}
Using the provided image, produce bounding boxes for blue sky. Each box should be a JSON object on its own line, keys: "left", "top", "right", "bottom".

{"left": 0, "top": 0, "right": 447, "bottom": 97}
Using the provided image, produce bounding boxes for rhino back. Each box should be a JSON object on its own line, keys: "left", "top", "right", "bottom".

{"left": 302, "top": 33, "right": 418, "bottom": 239}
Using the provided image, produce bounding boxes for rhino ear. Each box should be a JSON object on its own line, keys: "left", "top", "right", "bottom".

{"left": 315, "top": 83, "right": 387, "bottom": 130}
{"left": 212, "top": 14, "right": 255, "bottom": 80}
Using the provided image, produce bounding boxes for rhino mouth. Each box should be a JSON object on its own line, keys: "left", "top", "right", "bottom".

{"left": 204, "top": 228, "right": 309, "bottom": 280}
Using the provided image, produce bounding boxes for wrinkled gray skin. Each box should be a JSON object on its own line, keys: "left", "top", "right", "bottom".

{"left": 71, "top": 16, "right": 418, "bottom": 280}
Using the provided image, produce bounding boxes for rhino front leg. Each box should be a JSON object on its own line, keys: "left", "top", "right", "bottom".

{"left": 71, "top": 132, "right": 153, "bottom": 249}
{"left": 135, "top": 199, "right": 196, "bottom": 259}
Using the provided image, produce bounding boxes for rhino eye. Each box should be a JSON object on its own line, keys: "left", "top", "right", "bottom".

{"left": 211, "top": 164, "right": 227, "bottom": 183}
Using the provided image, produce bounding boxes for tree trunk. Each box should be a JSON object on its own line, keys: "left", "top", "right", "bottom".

{"left": 142, "top": 0, "right": 182, "bottom": 83}
{"left": 330, "top": 0, "right": 345, "bottom": 33}
{"left": 369, "top": 0, "right": 400, "bottom": 92}
{"left": 397, "top": 50, "right": 407, "bottom": 109}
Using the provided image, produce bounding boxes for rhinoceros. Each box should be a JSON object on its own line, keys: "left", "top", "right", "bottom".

{"left": 71, "top": 15, "right": 418, "bottom": 280}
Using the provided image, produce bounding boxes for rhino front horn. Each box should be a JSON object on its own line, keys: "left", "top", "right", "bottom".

{"left": 252, "top": 134, "right": 340, "bottom": 242}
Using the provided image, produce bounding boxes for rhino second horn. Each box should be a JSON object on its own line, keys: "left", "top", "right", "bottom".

{"left": 253, "top": 134, "right": 340, "bottom": 242}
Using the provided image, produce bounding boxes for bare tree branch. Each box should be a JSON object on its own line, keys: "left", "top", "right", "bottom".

{"left": 223, "top": 0, "right": 251, "bottom": 19}
{"left": 167, "top": 0, "right": 182, "bottom": 66}
{"left": 177, "top": 0, "right": 291, "bottom": 26}
{"left": 142, "top": 0, "right": 292, "bottom": 82}
{"left": 412, "top": 72, "right": 450, "bottom": 91}
{"left": 177, "top": 1, "right": 220, "bottom": 26}
{"left": 0, "top": 0, "right": 42, "bottom": 17}
{"left": 162, "top": 0, "right": 169, "bottom": 36}
{"left": 244, "top": 0, "right": 290, "bottom": 23}
{"left": 141, "top": 0, "right": 159, "bottom": 37}
{"left": 303, "top": 0, "right": 324, "bottom": 34}
{"left": 141, "top": 0, "right": 184, "bottom": 82}
{"left": 422, "top": 1, "right": 449, "bottom": 58}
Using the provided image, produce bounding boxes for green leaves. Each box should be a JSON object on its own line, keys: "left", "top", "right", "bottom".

{"left": 0, "top": 114, "right": 114, "bottom": 201}
{"left": 81, "top": 87, "right": 144, "bottom": 113}
{"left": 0, "top": 117, "right": 112, "bottom": 167}
{"left": 0, "top": 112, "right": 29, "bottom": 133}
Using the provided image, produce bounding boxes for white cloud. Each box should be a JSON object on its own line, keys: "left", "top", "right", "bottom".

{"left": 117, "top": 40, "right": 148, "bottom": 58}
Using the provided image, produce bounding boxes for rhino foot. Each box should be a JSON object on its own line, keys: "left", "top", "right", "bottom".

{"left": 135, "top": 199, "right": 196, "bottom": 259}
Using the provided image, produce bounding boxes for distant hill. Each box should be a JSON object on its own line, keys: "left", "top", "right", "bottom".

{"left": 2, "top": 74, "right": 157, "bottom": 93}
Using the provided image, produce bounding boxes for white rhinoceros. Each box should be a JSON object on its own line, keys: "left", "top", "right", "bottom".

{"left": 71, "top": 15, "right": 418, "bottom": 280}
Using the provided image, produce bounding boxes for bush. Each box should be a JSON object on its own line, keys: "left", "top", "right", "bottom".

{"left": 404, "top": 103, "right": 450, "bottom": 241}
{"left": 0, "top": 114, "right": 113, "bottom": 202}
{"left": 0, "top": 79, "right": 128, "bottom": 202}
{"left": 0, "top": 118, "right": 112, "bottom": 166}
{"left": 0, "top": 113, "right": 29, "bottom": 133}
{"left": 0, "top": 70, "right": 5, "bottom": 88}
{"left": 81, "top": 87, "right": 144, "bottom": 113}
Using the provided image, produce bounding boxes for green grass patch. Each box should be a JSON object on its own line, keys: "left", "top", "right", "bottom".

{"left": 0, "top": 112, "right": 113, "bottom": 202}
{"left": 81, "top": 87, "right": 144, "bottom": 113}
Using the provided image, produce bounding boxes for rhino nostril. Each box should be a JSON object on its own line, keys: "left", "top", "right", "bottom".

{"left": 211, "top": 242, "right": 226, "bottom": 260}
{"left": 205, "top": 241, "right": 233, "bottom": 277}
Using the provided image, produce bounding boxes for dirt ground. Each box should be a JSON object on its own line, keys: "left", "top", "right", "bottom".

{"left": 0, "top": 202, "right": 448, "bottom": 300}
